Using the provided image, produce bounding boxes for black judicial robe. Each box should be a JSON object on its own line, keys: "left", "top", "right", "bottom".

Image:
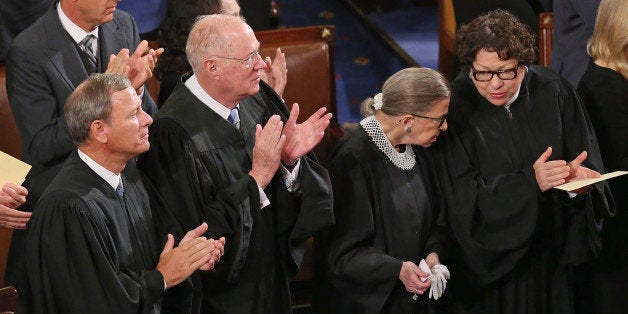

{"left": 578, "top": 59, "right": 628, "bottom": 314}
{"left": 138, "top": 75, "right": 334, "bottom": 314}
{"left": 24, "top": 151, "right": 164, "bottom": 314}
{"left": 431, "top": 65, "right": 614, "bottom": 314}
{"left": 324, "top": 125, "right": 450, "bottom": 314}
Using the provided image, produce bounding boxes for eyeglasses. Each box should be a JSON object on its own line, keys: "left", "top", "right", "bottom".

{"left": 471, "top": 66, "right": 519, "bottom": 82}
{"left": 411, "top": 113, "right": 448, "bottom": 128}
{"left": 214, "top": 50, "right": 260, "bottom": 68}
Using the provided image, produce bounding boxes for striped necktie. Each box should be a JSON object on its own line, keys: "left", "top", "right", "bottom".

{"left": 227, "top": 108, "right": 240, "bottom": 129}
{"left": 79, "top": 34, "right": 97, "bottom": 72}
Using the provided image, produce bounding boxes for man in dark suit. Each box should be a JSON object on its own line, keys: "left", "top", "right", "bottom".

{"left": 4, "top": 0, "right": 161, "bottom": 301}
{"left": 550, "top": 0, "right": 600, "bottom": 87}
{"left": 0, "top": 0, "right": 52, "bottom": 61}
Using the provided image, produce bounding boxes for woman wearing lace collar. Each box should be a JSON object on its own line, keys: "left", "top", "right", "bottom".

{"left": 319, "top": 67, "right": 452, "bottom": 313}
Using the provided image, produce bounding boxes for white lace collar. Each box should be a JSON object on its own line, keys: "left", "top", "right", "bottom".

{"left": 360, "top": 115, "right": 416, "bottom": 170}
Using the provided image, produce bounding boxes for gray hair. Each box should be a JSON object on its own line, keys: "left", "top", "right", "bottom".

{"left": 65, "top": 73, "right": 131, "bottom": 146}
{"left": 361, "top": 67, "right": 450, "bottom": 117}
{"left": 185, "top": 14, "right": 247, "bottom": 73}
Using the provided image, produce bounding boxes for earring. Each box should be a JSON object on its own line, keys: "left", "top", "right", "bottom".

{"left": 406, "top": 127, "right": 412, "bottom": 134}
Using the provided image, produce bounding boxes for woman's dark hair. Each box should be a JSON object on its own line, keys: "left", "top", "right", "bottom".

{"left": 154, "top": 0, "right": 222, "bottom": 82}
{"left": 455, "top": 9, "right": 537, "bottom": 66}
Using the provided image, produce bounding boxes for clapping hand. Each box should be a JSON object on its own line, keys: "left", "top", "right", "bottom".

{"left": 280, "top": 103, "right": 331, "bottom": 165}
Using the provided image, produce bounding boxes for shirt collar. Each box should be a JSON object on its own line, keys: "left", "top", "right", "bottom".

{"left": 504, "top": 68, "right": 527, "bottom": 108}
{"left": 505, "top": 82, "right": 522, "bottom": 108}
{"left": 77, "top": 149, "right": 121, "bottom": 191}
{"left": 57, "top": 2, "right": 99, "bottom": 44}
{"left": 184, "top": 74, "right": 238, "bottom": 120}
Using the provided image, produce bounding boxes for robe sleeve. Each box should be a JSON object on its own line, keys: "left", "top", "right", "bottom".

{"left": 555, "top": 79, "right": 615, "bottom": 263}
{"left": 257, "top": 81, "right": 335, "bottom": 274}
{"left": 326, "top": 150, "right": 402, "bottom": 309}
{"left": 26, "top": 191, "right": 164, "bottom": 314}
{"left": 433, "top": 130, "right": 541, "bottom": 286}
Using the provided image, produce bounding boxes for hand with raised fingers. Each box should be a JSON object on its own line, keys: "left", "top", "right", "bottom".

{"left": 533, "top": 147, "right": 571, "bottom": 192}
{"left": 105, "top": 49, "right": 131, "bottom": 76}
{"left": 156, "top": 234, "right": 214, "bottom": 288}
{"left": 249, "top": 115, "right": 286, "bottom": 188}
{"left": 566, "top": 151, "right": 601, "bottom": 194}
{"left": 125, "top": 41, "right": 164, "bottom": 91}
{"left": 260, "top": 48, "right": 287, "bottom": 98}
{"left": 280, "top": 103, "right": 331, "bottom": 165}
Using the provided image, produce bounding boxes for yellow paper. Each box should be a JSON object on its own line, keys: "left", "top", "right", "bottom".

{"left": 554, "top": 171, "right": 628, "bottom": 191}
{"left": 0, "top": 150, "right": 31, "bottom": 185}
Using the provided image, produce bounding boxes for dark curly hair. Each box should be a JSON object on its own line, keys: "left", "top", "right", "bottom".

{"left": 154, "top": 0, "right": 222, "bottom": 82}
{"left": 455, "top": 9, "right": 537, "bottom": 66}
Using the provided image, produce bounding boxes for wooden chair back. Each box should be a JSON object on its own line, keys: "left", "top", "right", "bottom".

{"left": 256, "top": 25, "right": 344, "bottom": 164}
{"left": 0, "top": 285, "right": 18, "bottom": 313}
{"left": 538, "top": 12, "right": 554, "bottom": 67}
{"left": 438, "top": 0, "right": 456, "bottom": 80}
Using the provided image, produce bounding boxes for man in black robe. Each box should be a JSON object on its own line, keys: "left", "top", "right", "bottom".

{"left": 138, "top": 14, "right": 334, "bottom": 313}
{"left": 5, "top": 0, "right": 162, "bottom": 298}
{"left": 24, "top": 73, "right": 223, "bottom": 313}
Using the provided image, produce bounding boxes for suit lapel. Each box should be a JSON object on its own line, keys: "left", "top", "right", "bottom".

{"left": 42, "top": 8, "right": 87, "bottom": 90}
{"left": 98, "top": 16, "right": 128, "bottom": 71}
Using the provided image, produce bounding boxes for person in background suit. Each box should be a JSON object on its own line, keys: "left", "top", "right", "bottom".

{"left": 24, "top": 73, "right": 224, "bottom": 313}
{"left": 5, "top": 0, "right": 162, "bottom": 302}
{"left": 0, "top": 0, "right": 52, "bottom": 61}
{"left": 117, "top": 0, "right": 167, "bottom": 41}
{"left": 577, "top": 0, "right": 628, "bottom": 312}
{"left": 139, "top": 14, "right": 334, "bottom": 313}
{"left": 0, "top": 183, "right": 29, "bottom": 229}
{"left": 155, "top": 0, "right": 286, "bottom": 107}
{"left": 551, "top": 0, "right": 600, "bottom": 87}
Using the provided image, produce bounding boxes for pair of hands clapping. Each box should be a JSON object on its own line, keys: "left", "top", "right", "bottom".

{"left": 248, "top": 103, "right": 332, "bottom": 188}
{"left": 105, "top": 40, "right": 164, "bottom": 93}
{"left": 156, "top": 222, "right": 225, "bottom": 289}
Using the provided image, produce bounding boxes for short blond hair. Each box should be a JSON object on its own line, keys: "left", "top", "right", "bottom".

{"left": 587, "top": 0, "right": 628, "bottom": 78}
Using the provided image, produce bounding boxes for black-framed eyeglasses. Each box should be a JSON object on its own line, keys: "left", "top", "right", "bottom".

{"left": 214, "top": 50, "right": 260, "bottom": 68}
{"left": 471, "top": 66, "right": 519, "bottom": 82}
{"left": 411, "top": 113, "right": 448, "bottom": 128}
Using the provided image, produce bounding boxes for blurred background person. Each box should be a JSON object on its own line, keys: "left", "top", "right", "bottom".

{"left": 155, "top": 0, "right": 286, "bottom": 107}
{"left": 0, "top": 0, "right": 52, "bottom": 61}
{"left": 577, "top": 0, "right": 628, "bottom": 312}
{"left": 117, "top": 0, "right": 167, "bottom": 42}
{"left": 432, "top": 9, "right": 614, "bottom": 314}
{"left": 551, "top": 0, "right": 600, "bottom": 87}
{"left": 321, "top": 67, "right": 451, "bottom": 313}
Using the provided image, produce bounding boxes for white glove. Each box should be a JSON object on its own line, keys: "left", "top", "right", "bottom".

{"left": 428, "top": 264, "right": 450, "bottom": 300}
